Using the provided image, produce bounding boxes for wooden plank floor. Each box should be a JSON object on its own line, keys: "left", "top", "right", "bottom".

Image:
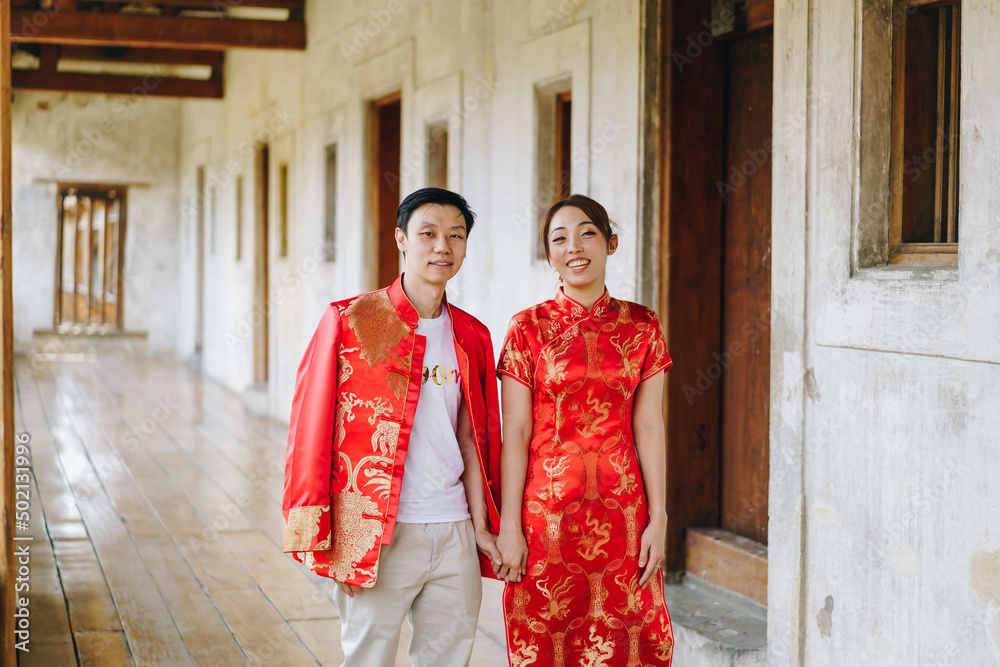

{"left": 14, "top": 341, "right": 509, "bottom": 667}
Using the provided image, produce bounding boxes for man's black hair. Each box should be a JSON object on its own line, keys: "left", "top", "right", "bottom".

{"left": 396, "top": 187, "right": 476, "bottom": 235}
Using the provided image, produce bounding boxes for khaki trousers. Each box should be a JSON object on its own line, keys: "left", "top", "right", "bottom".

{"left": 333, "top": 519, "right": 482, "bottom": 667}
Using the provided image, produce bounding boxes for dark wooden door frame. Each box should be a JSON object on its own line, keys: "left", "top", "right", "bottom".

{"left": 369, "top": 91, "right": 402, "bottom": 291}
{"left": 195, "top": 167, "right": 205, "bottom": 357}
{"left": 659, "top": 0, "right": 727, "bottom": 572}
{"left": 658, "top": 0, "right": 774, "bottom": 572}
{"left": 254, "top": 144, "right": 270, "bottom": 384}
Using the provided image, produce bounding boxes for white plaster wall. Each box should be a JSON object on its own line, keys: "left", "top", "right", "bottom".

{"left": 771, "top": 1, "right": 1000, "bottom": 665}
{"left": 178, "top": 0, "right": 645, "bottom": 422}
{"left": 10, "top": 91, "right": 182, "bottom": 354}
{"left": 177, "top": 49, "right": 305, "bottom": 409}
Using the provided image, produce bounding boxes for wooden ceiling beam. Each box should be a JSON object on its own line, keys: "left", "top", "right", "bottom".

{"left": 59, "top": 45, "right": 225, "bottom": 67}
{"left": 11, "top": 11, "right": 305, "bottom": 50}
{"left": 12, "top": 69, "right": 224, "bottom": 98}
{"left": 86, "top": 0, "right": 304, "bottom": 8}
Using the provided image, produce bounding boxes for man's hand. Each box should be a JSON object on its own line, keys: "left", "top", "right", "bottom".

{"left": 336, "top": 581, "right": 360, "bottom": 598}
{"left": 496, "top": 525, "right": 529, "bottom": 583}
{"left": 474, "top": 526, "right": 503, "bottom": 576}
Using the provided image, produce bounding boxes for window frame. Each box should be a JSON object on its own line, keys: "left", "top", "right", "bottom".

{"left": 887, "top": 0, "right": 961, "bottom": 265}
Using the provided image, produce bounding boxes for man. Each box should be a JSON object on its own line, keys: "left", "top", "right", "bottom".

{"left": 282, "top": 188, "right": 503, "bottom": 667}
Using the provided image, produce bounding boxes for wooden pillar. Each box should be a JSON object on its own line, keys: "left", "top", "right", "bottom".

{"left": 1, "top": 0, "right": 17, "bottom": 662}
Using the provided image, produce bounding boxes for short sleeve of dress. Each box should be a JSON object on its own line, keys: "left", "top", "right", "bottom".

{"left": 497, "top": 318, "right": 534, "bottom": 389}
{"left": 640, "top": 310, "right": 673, "bottom": 381}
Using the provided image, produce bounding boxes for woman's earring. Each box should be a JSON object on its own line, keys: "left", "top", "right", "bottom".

{"left": 559, "top": 275, "right": 564, "bottom": 283}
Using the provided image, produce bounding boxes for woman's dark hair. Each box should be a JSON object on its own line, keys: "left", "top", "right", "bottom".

{"left": 540, "top": 194, "right": 617, "bottom": 260}
{"left": 396, "top": 187, "right": 476, "bottom": 235}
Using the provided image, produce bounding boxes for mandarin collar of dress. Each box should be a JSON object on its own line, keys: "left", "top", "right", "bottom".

{"left": 554, "top": 287, "right": 613, "bottom": 323}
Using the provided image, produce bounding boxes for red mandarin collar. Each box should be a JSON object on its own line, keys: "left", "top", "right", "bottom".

{"left": 388, "top": 273, "right": 451, "bottom": 328}
{"left": 554, "top": 286, "right": 613, "bottom": 321}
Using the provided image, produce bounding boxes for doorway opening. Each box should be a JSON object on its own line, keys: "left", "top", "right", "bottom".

{"left": 660, "top": 0, "right": 773, "bottom": 606}
{"left": 369, "top": 91, "right": 402, "bottom": 290}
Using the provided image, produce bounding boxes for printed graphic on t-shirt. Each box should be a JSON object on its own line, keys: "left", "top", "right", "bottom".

{"left": 423, "top": 364, "right": 460, "bottom": 386}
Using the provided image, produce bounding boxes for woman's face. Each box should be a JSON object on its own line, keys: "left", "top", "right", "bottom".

{"left": 547, "top": 205, "right": 618, "bottom": 289}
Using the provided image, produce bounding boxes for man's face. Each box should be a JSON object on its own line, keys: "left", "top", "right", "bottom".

{"left": 394, "top": 203, "right": 468, "bottom": 287}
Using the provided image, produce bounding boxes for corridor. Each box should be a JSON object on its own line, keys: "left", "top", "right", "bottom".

{"left": 13, "top": 340, "right": 508, "bottom": 666}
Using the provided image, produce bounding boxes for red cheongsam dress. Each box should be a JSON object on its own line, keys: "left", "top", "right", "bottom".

{"left": 498, "top": 288, "right": 675, "bottom": 667}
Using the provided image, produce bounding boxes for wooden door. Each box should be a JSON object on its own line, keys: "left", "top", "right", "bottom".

{"left": 370, "top": 93, "right": 401, "bottom": 290}
{"left": 659, "top": 0, "right": 773, "bottom": 571}
{"left": 254, "top": 144, "right": 269, "bottom": 384}
{"left": 195, "top": 167, "right": 205, "bottom": 357}
{"left": 719, "top": 31, "right": 773, "bottom": 544}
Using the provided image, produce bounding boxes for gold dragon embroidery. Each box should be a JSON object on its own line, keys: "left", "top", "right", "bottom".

{"left": 578, "top": 509, "right": 611, "bottom": 561}
{"left": 327, "top": 450, "right": 385, "bottom": 582}
{"left": 344, "top": 290, "right": 409, "bottom": 367}
{"left": 283, "top": 505, "right": 331, "bottom": 551}
{"left": 577, "top": 388, "right": 610, "bottom": 438}
{"left": 579, "top": 625, "right": 615, "bottom": 667}
{"left": 509, "top": 631, "right": 539, "bottom": 667}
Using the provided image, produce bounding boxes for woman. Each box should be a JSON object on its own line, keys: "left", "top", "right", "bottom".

{"left": 496, "top": 195, "right": 674, "bottom": 666}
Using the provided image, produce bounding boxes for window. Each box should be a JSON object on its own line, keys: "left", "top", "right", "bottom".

{"left": 426, "top": 121, "right": 448, "bottom": 190}
{"left": 324, "top": 144, "right": 337, "bottom": 262}
{"left": 889, "top": 0, "right": 960, "bottom": 263}
{"left": 278, "top": 162, "right": 289, "bottom": 258}
{"left": 555, "top": 91, "right": 572, "bottom": 201}
{"left": 235, "top": 176, "right": 243, "bottom": 262}
{"left": 55, "top": 185, "right": 127, "bottom": 331}
{"left": 534, "top": 79, "right": 572, "bottom": 259}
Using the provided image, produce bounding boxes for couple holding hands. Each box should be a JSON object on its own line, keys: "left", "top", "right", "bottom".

{"left": 282, "top": 188, "right": 674, "bottom": 667}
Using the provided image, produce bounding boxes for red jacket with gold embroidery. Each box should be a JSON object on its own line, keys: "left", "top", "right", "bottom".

{"left": 281, "top": 277, "right": 502, "bottom": 587}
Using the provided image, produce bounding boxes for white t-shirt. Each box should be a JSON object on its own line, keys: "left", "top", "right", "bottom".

{"left": 396, "top": 308, "right": 471, "bottom": 523}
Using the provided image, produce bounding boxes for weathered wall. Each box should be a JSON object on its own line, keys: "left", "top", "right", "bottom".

{"left": 770, "top": 1, "right": 1000, "bottom": 665}
{"left": 10, "top": 91, "right": 182, "bottom": 354}
{"left": 177, "top": 0, "right": 645, "bottom": 420}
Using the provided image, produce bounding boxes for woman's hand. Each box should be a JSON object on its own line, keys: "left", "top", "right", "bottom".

{"left": 637, "top": 512, "right": 667, "bottom": 588}
{"left": 496, "top": 524, "right": 529, "bottom": 583}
